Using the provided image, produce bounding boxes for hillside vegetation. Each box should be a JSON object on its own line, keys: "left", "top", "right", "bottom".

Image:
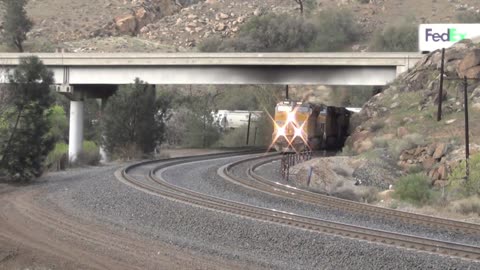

{"left": 0, "top": 0, "right": 479, "bottom": 52}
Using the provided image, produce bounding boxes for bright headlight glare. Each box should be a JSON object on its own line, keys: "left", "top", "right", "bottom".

{"left": 277, "top": 127, "right": 286, "bottom": 136}
{"left": 294, "top": 127, "right": 303, "bottom": 138}
{"left": 287, "top": 112, "right": 295, "bottom": 123}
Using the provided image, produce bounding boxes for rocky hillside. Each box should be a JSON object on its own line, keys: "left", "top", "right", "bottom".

{"left": 292, "top": 40, "right": 480, "bottom": 195}
{"left": 286, "top": 41, "right": 480, "bottom": 220}
{"left": 347, "top": 40, "right": 480, "bottom": 187}
{"left": 2, "top": 0, "right": 477, "bottom": 52}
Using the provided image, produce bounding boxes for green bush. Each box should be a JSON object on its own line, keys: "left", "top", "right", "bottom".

{"left": 309, "top": 9, "right": 360, "bottom": 52}
{"left": 47, "top": 105, "right": 68, "bottom": 141}
{"left": 198, "top": 10, "right": 360, "bottom": 52}
{"left": 448, "top": 153, "right": 480, "bottom": 197}
{"left": 46, "top": 141, "right": 101, "bottom": 170}
{"left": 228, "top": 14, "right": 318, "bottom": 52}
{"left": 197, "top": 36, "right": 223, "bottom": 52}
{"left": 369, "top": 121, "right": 385, "bottom": 132}
{"left": 394, "top": 173, "right": 432, "bottom": 205}
{"left": 370, "top": 22, "right": 418, "bottom": 52}
{"left": 77, "top": 141, "right": 101, "bottom": 166}
{"left": 46, "top": 142, "right": 68, "bottom": 171}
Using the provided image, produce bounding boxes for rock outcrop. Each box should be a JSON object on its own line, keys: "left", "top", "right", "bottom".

{"left": 347, "top": 40, "right": 480, "bottom": 185}
{"left": 114, "top": 0, "right": 184, "bottom": 35}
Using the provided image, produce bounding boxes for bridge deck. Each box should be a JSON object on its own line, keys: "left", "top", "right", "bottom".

{"left": 0, "top": 52, "right": 423, "bottom": 66}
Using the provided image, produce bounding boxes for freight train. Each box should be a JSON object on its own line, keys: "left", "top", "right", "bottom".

{"left": 272, "top": 100, "right": 352, "bottom": 152}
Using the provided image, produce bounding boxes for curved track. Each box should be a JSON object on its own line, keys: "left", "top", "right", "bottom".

{"left": 223, "top": 154, "right": 480, "bottom": 235}
{"left": 119, "top": 152, "right": 480, "bottom": 261}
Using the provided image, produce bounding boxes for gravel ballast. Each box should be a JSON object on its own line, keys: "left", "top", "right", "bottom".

{"left": 160, "top": 154, "right": 480, "bottom": 247}
{"left": 36, "top": 158, "right": 480, "bottom": 269}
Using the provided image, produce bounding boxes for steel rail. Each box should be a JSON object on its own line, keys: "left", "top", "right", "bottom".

{"left": 222, "top": 154, "right": 480, "bottom": 235}
{"left": 119, "top": 153, "right": 480, "bottom": 261}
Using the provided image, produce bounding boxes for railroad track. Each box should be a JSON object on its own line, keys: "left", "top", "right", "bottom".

{"left": 221, "top": 154, "right": 480, "bottom": 236}
{"left": 118, "top": 151, "right": 480, "bottom": 261}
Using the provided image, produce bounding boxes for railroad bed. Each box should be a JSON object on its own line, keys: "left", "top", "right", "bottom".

{"left": 119, "top": 151, "right": 480, "bottom": 262}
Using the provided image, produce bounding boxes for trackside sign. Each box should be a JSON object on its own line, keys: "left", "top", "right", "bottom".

{"left": 419, "top": 24, "right": 480, "bottom": 52}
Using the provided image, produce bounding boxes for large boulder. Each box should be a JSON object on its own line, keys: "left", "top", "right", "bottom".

{"left": 462, "top": 66, "right": 480, "bottom": 79}
{"left": 457, "top": 49, "right": 480, "bottom": 79}
{"left": 114, "top": 14, "right": 137, "bottom": 35}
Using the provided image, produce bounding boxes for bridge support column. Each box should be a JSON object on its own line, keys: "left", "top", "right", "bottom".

{"left": 68, "top": 100, "right": 84, "bottom": 162}
{"left": 99, "top": 98, "right": 109, "bottom": 163}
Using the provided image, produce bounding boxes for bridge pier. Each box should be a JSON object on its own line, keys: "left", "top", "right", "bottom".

{"left": 68, "top": 100, "right": 84, "bottom": 162}
{"left": 56, "top": 84, "right": 118, "bottom": 163}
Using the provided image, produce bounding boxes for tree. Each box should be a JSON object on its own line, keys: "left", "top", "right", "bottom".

{"left": 1, "top": 0, "right": 33, "bottom": 52}
{"left": 182, "top": 89, "right": 221, "bottom": 148}
{"left": 0, "top": 56, "right": 55, "bottom": 181}
{"left": 101, "top": 79, "right": 167, "bottom": 159}
{"left": 47, "top": 105, "right": 68, "bottom": 142}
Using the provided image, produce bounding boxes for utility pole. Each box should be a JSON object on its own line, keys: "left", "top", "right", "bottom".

{"left": 246, "top": 112, "right": 252, "bottom": 145}
{"left": 464, "top": 76, "right": 470, "bottom": 180}
{"left": 437, "top": 48, "right": 445, "bottom": 121}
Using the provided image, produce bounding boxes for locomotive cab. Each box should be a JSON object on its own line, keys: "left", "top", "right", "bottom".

{"left": 272, "top": 100, "right": 352, "bottom": 152}
{"left": 272, "top": 101, "right": 311, "bottom": 152}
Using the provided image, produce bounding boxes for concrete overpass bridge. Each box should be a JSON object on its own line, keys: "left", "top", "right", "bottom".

{"left": 0, "top": 52, "right": 422, "bottom": 86}
{"left": 0, "top": 52, "right": 423, "bottom": 161}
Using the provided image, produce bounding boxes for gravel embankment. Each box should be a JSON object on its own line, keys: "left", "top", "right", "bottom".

{"left": 160, "top": 155, "right": 480, "bottom": 247}
{"left": 36, "top": 159, "right": 480, "bottom": 269}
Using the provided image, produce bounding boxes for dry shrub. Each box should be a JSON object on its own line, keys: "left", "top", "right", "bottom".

{"left": 388, "top": 133, "right": 426, "bottom": 159}
{"left": 332, "top": 166, "right": 351, "bottom": 178}
{"left": 359, "top": 187, "right": 379, "bottom": 203}
{"left": 156, "top": 152, "right": 171, "bottom": 160}
{"left": 372, "top": 137, "right": 389, "bottom": 148}
{"left": 451, "top": 197, "right": 480, "bottom": 216}
{"left": 332, "top": 188, "right": 360, "bottom": 201}
{"left": 114, "top": 143, "right": 144, "bottom": 160}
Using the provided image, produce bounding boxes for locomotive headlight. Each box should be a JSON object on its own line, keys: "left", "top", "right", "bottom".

{"left": 294, "top": 127, "right": 303, "bottom": 138}
{"left": 277, "top": 126, "right": 286, "bottom": 136}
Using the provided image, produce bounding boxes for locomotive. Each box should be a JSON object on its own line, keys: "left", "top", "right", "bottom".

{"left": 271, "top": 100, "right": 352, "bottom": 152}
